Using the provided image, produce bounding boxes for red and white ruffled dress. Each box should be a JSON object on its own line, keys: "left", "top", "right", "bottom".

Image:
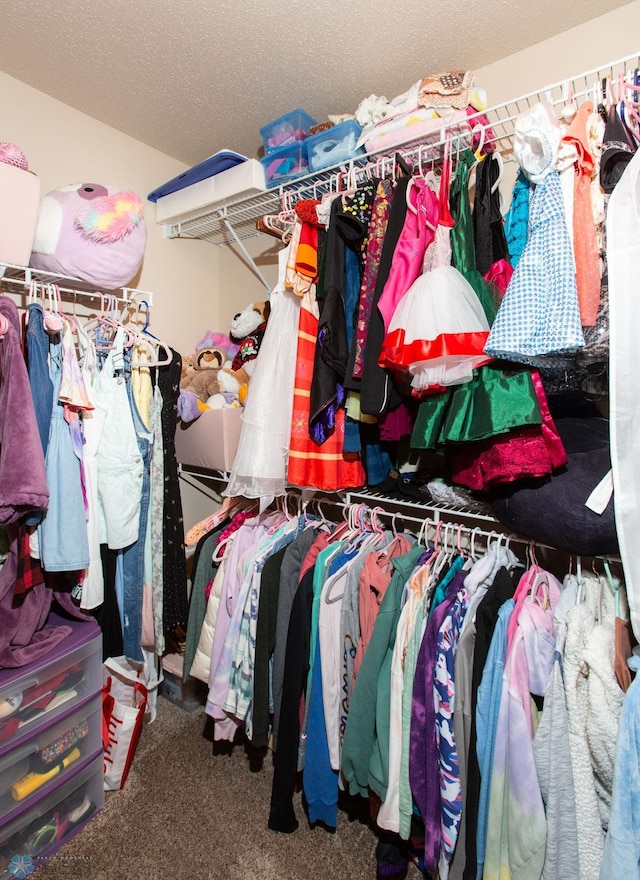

{"left": 379, "top": 153, "right": 493, "bottom": 393}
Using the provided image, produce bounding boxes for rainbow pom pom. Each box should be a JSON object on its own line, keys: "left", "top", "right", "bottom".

{"left": 74, "top": 191, "right": 144, "bottom": 243}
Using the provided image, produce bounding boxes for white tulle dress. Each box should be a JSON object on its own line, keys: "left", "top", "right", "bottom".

{"left": 379, "top": 218, "right": 492, "bottom": 393}
{"left": 224, "top": 244, "right": 301, "bottom": 506}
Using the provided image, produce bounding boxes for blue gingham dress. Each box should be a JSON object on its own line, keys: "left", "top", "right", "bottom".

{"left": 485, "top": 171, "right": 584, "bottom": 363}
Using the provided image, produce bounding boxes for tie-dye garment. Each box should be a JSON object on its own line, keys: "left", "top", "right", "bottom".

{"left": 483, "top": 572, "right": 562, "bottom": 880}
{"left": 434, "top": 587, "right": 470, "bottom": 878}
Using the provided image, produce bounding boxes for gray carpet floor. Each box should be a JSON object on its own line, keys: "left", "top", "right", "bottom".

{"left": 33, "top": 694, "right": 423, "bottom": 880}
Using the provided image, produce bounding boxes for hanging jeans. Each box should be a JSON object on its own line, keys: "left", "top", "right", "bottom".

{"left": 25, "top": 303, "right": 54, "bottom": 527}
{"left": 119, "top": 372, "right": 153, "bottom": 662}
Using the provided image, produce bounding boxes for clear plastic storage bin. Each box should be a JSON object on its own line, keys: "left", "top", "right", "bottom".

{"left": 0, "top": 694, "right": 102, "bottom": 827}
{"left": 260, "top": 141, "right": 310, "bottom": 189}
{"left": 260, "top": 109, "right": 317, "bottom": 154}
{"left": 306, "top": 120, "right": 364, "bottom": 172}
{"left": 0, "top": 753, "right": 103, "bottom": 879}
{"left": 0, "top": 616, "right": 102, "bottom": 757}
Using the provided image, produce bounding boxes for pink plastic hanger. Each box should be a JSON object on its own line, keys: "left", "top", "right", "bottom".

{"left": 35, "top": 282, "right": 65, "bottom": 335}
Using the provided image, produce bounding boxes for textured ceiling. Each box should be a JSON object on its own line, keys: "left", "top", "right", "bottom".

{"left": 0, "top": 0, "right": 632, "bottom": 167}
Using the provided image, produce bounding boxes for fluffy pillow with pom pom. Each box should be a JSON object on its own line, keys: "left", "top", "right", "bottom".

{"left": 30, "top": 183, "right": 147, "bottom": 290}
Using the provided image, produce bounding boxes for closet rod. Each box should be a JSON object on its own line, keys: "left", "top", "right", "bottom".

{"left": 283, "top": 491, "right": 555, "bottom": 557}
{"left": 345, "top": 488, "right": 499, "bottom": 526}
{"left": 353, "top": 506, "right": 520, "bottom": 550}
{"left": 288, "top": 486, "right": 526, "bottom": 546}
{"left": 178, "top": 476, "right": 623, "bottom": 566}
{"left": 0, "top": 261, "right": 154, "bottom": 306}
{"left": 178, "top": 464, "right": 229, "bottom": 502}
{"left": 344, "top": 499, "right": 623, "bottom": 565}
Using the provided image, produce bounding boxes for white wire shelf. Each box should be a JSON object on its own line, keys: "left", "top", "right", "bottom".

{"left": 345, "top": 488, "right": 499, "bottom": 527}
{"left": 163, "top": 51, "right": 640, "bottom": 247}
{"left": 0, "top": 261, "right": 155, "bottom": 306}
{"left": 345, "top": 488, "right": 623, "bottom": 562}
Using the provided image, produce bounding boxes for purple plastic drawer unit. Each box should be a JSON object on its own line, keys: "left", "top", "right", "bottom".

{"left": 0, "top": 615, "right": 102, "bottom": 758}
{"left": 0, "top": 694, "right": 102, "bottom": 828}
{"left": 0, "top": 753, "right": 104, "bottom": 874}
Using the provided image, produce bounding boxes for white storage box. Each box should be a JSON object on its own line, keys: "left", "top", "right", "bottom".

{"left": 0, "top": 163, "right": 41, "bottom": 266}
{"left": 174, "top": 407, "right": 244, "bottom": 472}
{"left": 155, "top": 160, "right": 266, "bottom": 225}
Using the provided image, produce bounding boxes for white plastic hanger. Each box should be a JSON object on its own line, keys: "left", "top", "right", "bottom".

{"left": 490, "top": 150, "right": 504, "bottom": 194}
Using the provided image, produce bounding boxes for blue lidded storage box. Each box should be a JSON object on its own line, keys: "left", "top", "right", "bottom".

{"left": 260, "top": 109, "right": 317, "bottom": 154}
{"left": 260, "top": 140, "right": 310, "bottom": 188}
{"left": 147, "top": 150, "right": 248, "bottom": 202}
{"left": 306, "top": 120, "right": 365, "bottom": 172}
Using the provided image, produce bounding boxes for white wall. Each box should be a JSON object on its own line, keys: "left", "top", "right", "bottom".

{"left": 0, "top": 69, "right": 220, "bottom": 356}
{"left": 474, "top": 1, "right": 640, "bottom": 104}
{"left": 218, "top": 236, "right": 280, "bottom": 330}
{"left": 0, "top": 68, "right": 226, "bottom": 530}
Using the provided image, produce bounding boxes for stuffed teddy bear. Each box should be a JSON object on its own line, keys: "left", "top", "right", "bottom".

{"left": 179, "top": 346, "right": 225, "bottom": 399}
{"left": 194, "top": 347, "right": 225, "bottom": 371}
{"left": 196, "top": 330, "right": 239, "bottom": 366}
{"left": 217, "top": 300, "right": 271, "bottom": 403}
{"left": 181, "top": 354, "right": 197, "bottom": 380}
{"left": 177, "top": 332, "right": 240, "bottom": 422}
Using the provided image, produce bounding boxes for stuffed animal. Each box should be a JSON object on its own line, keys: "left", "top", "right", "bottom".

{"left": 30, "top": 183, "right": 147, "bottom": 290}
{"left": 180, "top": 370, "right": 222, "bottom": 402}
{"left": 196, "top": 330, "right": 239, "bottom": 366}
{"left": 177, "top": 333, "right": 239, "bottom": 422}
{"left": 181, "top": 354, "right": 197, "bottom": 380}
{"left": 177, "top": 361, "right": 222, "bottom": 423}
{"left": 179, "top": 346, "right": 226, "bottom": 401}
{"left": 229, "top": 300, "right": 271, "bottom": 376}
{"left": 217, "top": 365, "right": 251, "bottom": 406}
{"left": 217, "top": 300, "right": 271, "bottom": 403}
{"left": 195, "top": 347, "right": 225, "bottom": 370}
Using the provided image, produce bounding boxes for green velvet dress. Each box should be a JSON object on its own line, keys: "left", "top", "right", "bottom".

{"left": 410, "top": 362, "right": 543, "bottom": 450}
{"left": 450, "top": 149, "right": 500, "bottom": 326}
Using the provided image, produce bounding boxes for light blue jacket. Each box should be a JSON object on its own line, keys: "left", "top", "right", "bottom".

{"left": 475, "top": 598, "right": 515, "bottom": 880}
{"left": 600, "top": 673, "right": 640, "bottom": 880}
